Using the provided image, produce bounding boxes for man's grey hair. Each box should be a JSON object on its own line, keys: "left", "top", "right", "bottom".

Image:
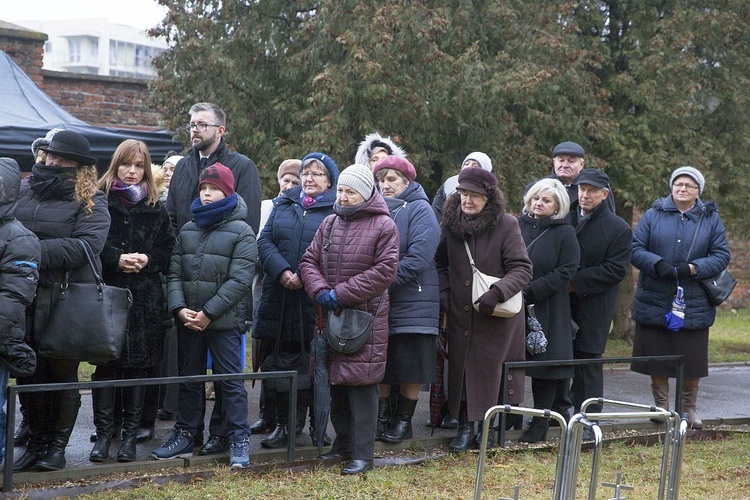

{"left": 189, "top": 102, "right": 226, "bottom": 126}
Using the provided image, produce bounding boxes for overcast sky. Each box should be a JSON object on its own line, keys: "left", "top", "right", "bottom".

{"left": 3, "top": 0, "right": 168, "bottom": 31}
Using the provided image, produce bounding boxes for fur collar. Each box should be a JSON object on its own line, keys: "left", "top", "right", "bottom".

{"left": 441, "top": 188, "right": 507, "bottom": 239}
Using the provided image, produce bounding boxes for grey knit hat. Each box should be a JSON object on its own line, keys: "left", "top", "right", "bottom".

{"left": 670, "top": 166, "right": 705, "bottom": 194}
{"left": 31, "top": 127, "right": 64, "bottom": 156}
{"left": 462, "top": 152, "right": 493, "bottom": 172}
{"left": 338, "top": 164, "right": 374, "bottom": 200}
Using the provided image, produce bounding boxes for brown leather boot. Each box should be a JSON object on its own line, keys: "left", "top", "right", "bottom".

{"left": 650, "top": 382, "right": 670, "bottom": 423}
{"left": 681, "top": 384, "right": 703, "bottom": 429}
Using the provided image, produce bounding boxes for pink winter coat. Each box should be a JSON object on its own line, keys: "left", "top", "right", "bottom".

{"left": 300, "top": 191, "right": 399, "bottom": 386}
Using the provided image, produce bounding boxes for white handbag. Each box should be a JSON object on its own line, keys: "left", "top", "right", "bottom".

{"left": 464, "top": 240, "right": 523, "bottom": 318}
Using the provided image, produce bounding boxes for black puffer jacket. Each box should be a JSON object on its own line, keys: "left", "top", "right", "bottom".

{"left": 100, "top": 194, "right": 175, "bottom": 368}
{"left": 0, "top": 159, "right": 41, "bottom": 346}
{"left": 16, "top": 165, "right": 111, "bottom": 287}
{"left": 168, "top": 196, "right": 257, "bottom": 332}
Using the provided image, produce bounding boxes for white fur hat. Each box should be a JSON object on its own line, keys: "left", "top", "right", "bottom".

{"left": 354, "top": 132, "right": 407, "bottom": 166}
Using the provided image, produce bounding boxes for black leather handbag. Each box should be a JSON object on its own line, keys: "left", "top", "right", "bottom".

{"left": 34, "top": 239, "right": 132, "bottom": 362}
{"left": 700, "top": 269, "right": 737, "bottom": 307}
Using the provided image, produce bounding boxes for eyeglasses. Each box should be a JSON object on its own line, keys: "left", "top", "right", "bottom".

{"left": 300, "top": 172, "right": 327, "bottom": 179}
{"left": 185, "top": 123, "right": 222, "bottom": 132}
{"left": 673, "top": 182, "right": 699, "bottom": 191}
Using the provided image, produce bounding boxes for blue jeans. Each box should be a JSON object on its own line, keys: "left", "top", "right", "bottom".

{"left": 175, "top": 326, "right": 250, "bottom": 441}
{"left": 0, "top": 366, "right": 9, "bottom": 459}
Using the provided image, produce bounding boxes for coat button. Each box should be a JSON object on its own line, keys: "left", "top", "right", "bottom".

{"left": 464, "top": 330, "right": 469, "bottom": 336}
{"left": 464, "top": 305, "right": 470, "bottom": 311}
{"left": 124, "top": 218, "right": 130, "bottom": 224}
{"left": 507, "top": 374, "right": 513, "bottom": 381}
{"left": 508, "top": 389, "right": 515, "bottom": 395}
{"left": 465, "top": 280, "right": 470, "bottom": 286}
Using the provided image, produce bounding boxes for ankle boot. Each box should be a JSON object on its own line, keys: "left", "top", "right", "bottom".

{"left": 382, "top": 396, "right": 418, "bottom": 443}
{"left": 90, "top": 384, "right": 116, "bottom": 462}
{"left": 118, "top": 385, "right": 144, "bottom": 462}
{"left": 261, "top": 423, "right": 288, "bottom": 449}
{"left": 650, "top": 382, "right": 670, "bottom": 422}
{"left": 681, "top": 384, "right": 703, "bottom": 429}
{"left": 449, "top": 407, "right": 474, "bottom": 453}
{"left": 376, "top": 396, "right": 391, "bottom": 441}
{"left": 474, "top": 416, "right": 497, "bottom": 449}
{"left": 519, "top": 417, "right": 549, "bottom": 443}
{"left": 36, "top": 394, "right": 80, "bottom": 471}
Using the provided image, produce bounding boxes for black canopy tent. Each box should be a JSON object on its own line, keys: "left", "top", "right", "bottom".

{"left": 0, "top": 50, "right": 184, "bottom": 171}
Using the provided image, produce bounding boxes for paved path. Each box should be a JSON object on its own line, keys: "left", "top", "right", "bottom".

{"left": 8, "top": 364, "right": 750, "bottom": 483}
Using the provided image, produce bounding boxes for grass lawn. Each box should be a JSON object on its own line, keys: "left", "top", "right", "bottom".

{"left": 78, "top": 431, "right": 750, "bottom": 499}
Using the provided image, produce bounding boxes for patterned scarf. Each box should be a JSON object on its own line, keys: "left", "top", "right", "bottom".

{"left": 109, "top": 179, "right": 148, "bottom": 208}
{"left": 190, "top": 193, "right": 238, "bottom": 229}
{"left": 301, "top": 189, "right": 329, "bottom": 209}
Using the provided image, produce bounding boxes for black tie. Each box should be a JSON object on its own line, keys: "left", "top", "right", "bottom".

{"left": 200, "top": 157, "right": 208, "bottom": 169}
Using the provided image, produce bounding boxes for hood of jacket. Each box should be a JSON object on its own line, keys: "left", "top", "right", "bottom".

{"left": 0, "top": 158, "right": 21, "bottom": 220}
{"left": 441, "top": 187, "right": 507, "bottom": 239}
{"left": 354, "top": 132, "right": 407, "bottom": 166}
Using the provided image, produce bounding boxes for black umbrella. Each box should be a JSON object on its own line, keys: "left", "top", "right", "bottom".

{"left": 312, "top": 305, "right": 331, "bottom": 455}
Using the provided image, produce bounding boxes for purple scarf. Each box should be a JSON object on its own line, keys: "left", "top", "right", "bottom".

{"left": 109, "top": 179, "right": 148, "bottom": 208}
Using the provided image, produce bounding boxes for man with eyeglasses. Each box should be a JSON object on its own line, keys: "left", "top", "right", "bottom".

{"left": 163, "top": 102, "right": 261, "bottom": 458}
{"left": 166, "top": 102, "right": 262, "bottom": 234}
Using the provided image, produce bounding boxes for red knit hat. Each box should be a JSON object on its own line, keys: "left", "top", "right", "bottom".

{"left": 199, "top": 162, "right": 235, "bottom": 197}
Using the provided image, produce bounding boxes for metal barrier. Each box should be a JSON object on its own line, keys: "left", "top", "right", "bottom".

{"left": 474, "top": 399, "right": 688, "bottom": 500}
{"left": 498, "top": 355, "right": 685, "bottom": 447}
{"left": 2, "top": 370, "right": 299, "bottom": 493}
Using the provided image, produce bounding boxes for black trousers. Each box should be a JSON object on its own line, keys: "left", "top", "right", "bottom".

{"left": 330, "top": 383, "right": 378, "bottom": 460}
{"left": 571, "top": 350, "right": 603, "bottom": 413}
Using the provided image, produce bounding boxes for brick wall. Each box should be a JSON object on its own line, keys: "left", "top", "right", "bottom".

{"left": 42, "top": 71, "right": 162, "bottom": 130}
{"left": 0, "top": 24, "right": 47, "bottom": 86}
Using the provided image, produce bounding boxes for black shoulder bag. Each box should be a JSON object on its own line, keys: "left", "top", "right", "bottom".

{"left": 261, "top": 292, "right": 312, "bottom": 392}
{"left": 34, "top": 239, "right": 132, "bottom": 362}
{"left": 323, "top": 217, "right": 384, "bottom": 355}
{"left": 686, "top": 213, "right": 736, "bottom": 307}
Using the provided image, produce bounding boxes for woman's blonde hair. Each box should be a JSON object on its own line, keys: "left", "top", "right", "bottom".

{"left": 97, "top": 139, "right": 159, "bottom": 205}
{"left": 523, "top": 178, "right": 570, "bottom": 219}
{"left": 75, "top": 165, "right": 100, "bottom": 215}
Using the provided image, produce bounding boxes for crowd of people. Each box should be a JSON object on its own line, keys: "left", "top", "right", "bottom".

{"left": 0, "top": 102, "right": 731, "bottom": 475}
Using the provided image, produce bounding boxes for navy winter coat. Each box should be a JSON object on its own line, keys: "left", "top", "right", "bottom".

{"left": 632, "top": 196, "right": 730, "bottom": 329}
{"left": 383, "top": 182, "right": 440, "bottom": 336}
{"left": 254, "top": 186, "right": 335, "bottom": 343}
{"left": 168, "top": 196, "right": 257, "bottom": 333}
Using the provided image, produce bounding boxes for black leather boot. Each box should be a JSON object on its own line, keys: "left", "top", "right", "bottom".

{"left": 118, "top": 385, "right": 144, "bottom": 462}
{"left": 36, "top": 394, "right": 80, "bottom": 471}
{"left": 249, "top": 382, "right": 276, "bottom": 434}
{"left": 474, "top": 416, "right": 497, "bottom": 449}
{"left": 261, "top": 397, "right": 288, "bottom": 449}
{"left": 449, "top": 406, "right": 474, "bottom": 453}
{"left": 90, "top": 383, "right": 115, "bottom": 462}
{"left": 376, "top": 396, "right": 391, "bottom": 441}
{"left": 12, "top": 393, "right": 47, "bottom": 472}
{"left": 519, "top": 417, "right": 549, "bottom": 443}
{"left": 382, "top": 396, "right": 418, "bottom": 443}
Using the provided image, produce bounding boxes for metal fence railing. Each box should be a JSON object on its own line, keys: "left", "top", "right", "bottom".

{"left": 3, "top": 370, "right": 299, "bottom": 493}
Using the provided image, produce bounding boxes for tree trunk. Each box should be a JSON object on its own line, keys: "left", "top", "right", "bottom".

{"left": 611, "top": 199, "right": 635, "bottom": 342}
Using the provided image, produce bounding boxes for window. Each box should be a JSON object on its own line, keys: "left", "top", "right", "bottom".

{"left": 68, "top": 39, "right": 81, "bottom": 63}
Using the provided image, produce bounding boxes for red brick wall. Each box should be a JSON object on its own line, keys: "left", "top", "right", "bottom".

{"left": 0, "top": 26, "right": 47, "bottom": 86}
{"left": 42, "top": 71, "right": 162, "bottom": 130}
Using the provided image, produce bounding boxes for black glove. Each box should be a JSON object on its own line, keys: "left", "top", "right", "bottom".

{"left": 675, "top": 262, "right": 692, "bottom": 279}
{"left": 440, "top": 291, "right": 450, "bottom": 312}
{"left": 474, "top": 286, "right": 503, "bottom": 315}
{"left": 522, "top": 287, "right": 534, "bottom": 305}
{"left": 654, "top": 260, "right": 675, "bottom": 278}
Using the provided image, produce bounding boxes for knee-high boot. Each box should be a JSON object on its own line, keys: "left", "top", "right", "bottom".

{"left": 89, "top": 385, "right": 115, "bottom": 462}
{"left": 36, "top": 393, "right": 80, "bottom": 471}
{"left": 650, "top": 380, "right": 670, "bottom": 423}
{"left": 12, "top": 392, "right": 48, "bottom": 472}
{"left": 261, "top": 397, "right": 288, "bottom": 449}
{"left": 449, "top": 405, "right": 474, "bottom": 453}
{"left": 14, "top": 392, "right": 30, "bottom": 445}
{"left": 681, "top": 379, "right": 703, "bottom": 429}
{"left": 118, "top": 384, "right": 145, "bottom": 462}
